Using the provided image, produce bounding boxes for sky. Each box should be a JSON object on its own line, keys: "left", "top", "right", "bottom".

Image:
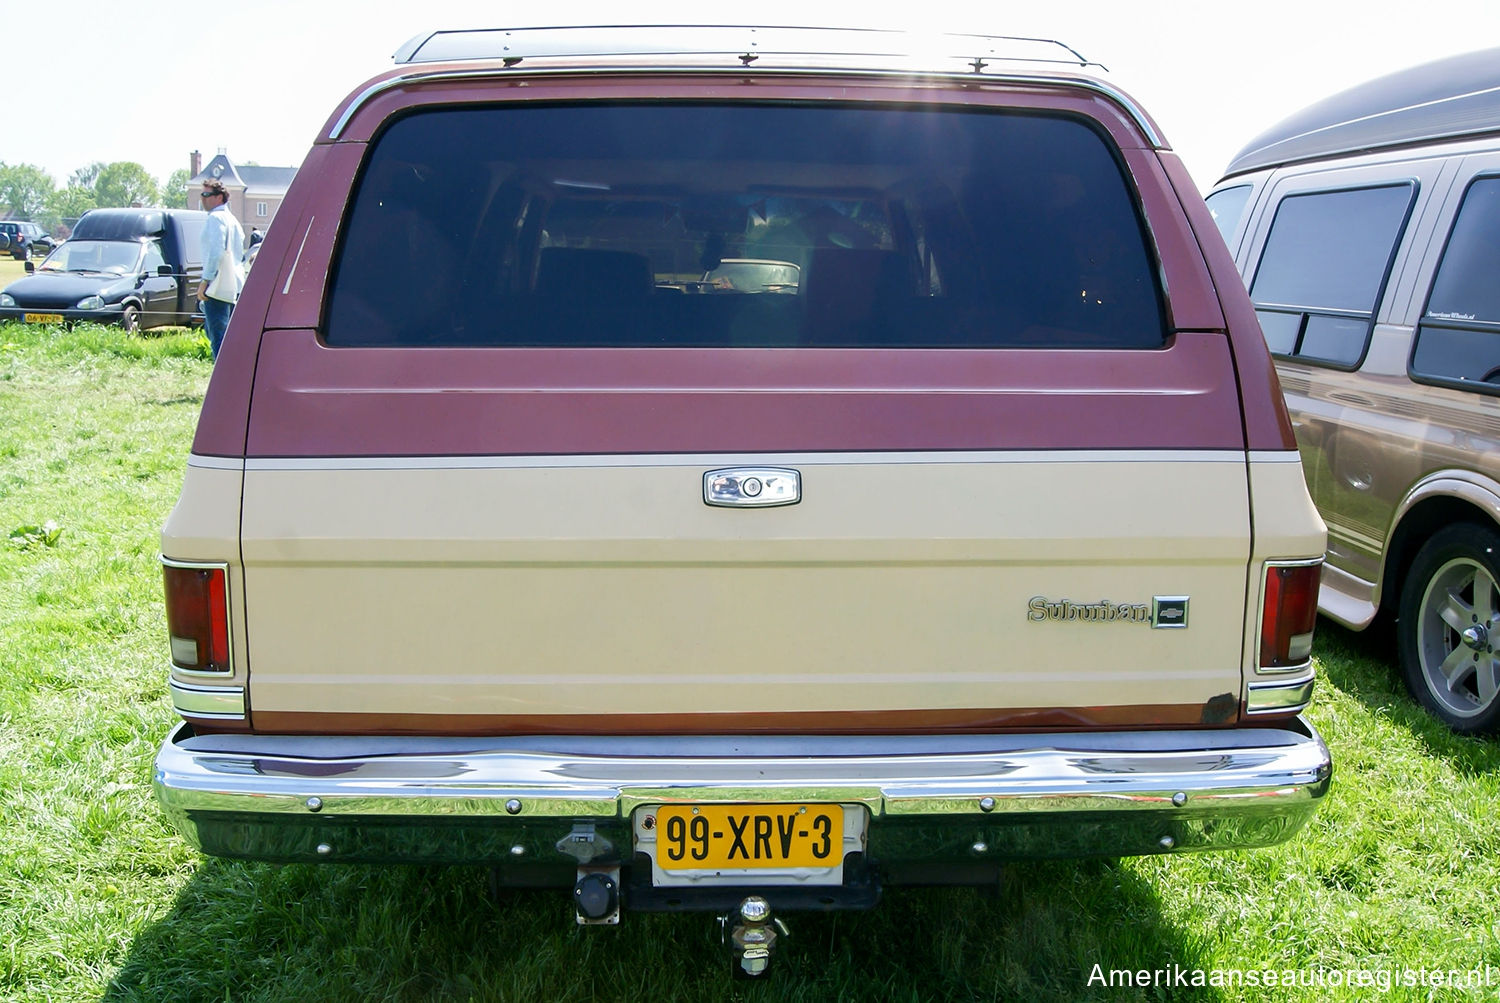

{"left": 3, "top": 1, "right": 1499, "bottom": 196}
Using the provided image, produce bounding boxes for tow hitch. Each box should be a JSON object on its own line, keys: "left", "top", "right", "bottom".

{"left": 572, "top": 867, "right": 622, "bottom": 925}
{"left": 724, "top": 895, "right": 789, "bottom": 978}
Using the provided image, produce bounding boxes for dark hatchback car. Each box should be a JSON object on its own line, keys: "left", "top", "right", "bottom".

{"left": 0, "top": 221, "right": 54, "bottom": 260}
{"left": 0, "top": 208, "right": 207, "bottom": 331}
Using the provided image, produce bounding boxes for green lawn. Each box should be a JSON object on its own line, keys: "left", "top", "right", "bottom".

{"left": 0, "top": 257, "right": 29, "bottom": 287}
{"left": 2, "top": 320, "right": 1498, "bottom": 1002}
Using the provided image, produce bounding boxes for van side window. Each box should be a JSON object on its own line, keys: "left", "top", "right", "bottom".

{"left": 322, "top": 103, "right": 1165, "bottom": 350}
{"left": 1205, "top": 185, "right": 1251, "bottom": 247}
{"left": 142, "top": 239, "right": 167, "bottom": 273}
{"left": 1249, "top": 184, "right": 1414, "bottom": 367}
{"left": 177, "top": 218, "right": 206, "bottom": 268}
{"left": 1412, "top": 177, "right": 1500, "bottom": 389}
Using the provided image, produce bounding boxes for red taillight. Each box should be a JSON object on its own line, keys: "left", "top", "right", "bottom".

{"left": 163, "top": 563, "right": 230, "bottom": 672}
{"left": 1260, "top": 562, "right": 1321, "bottom": 669}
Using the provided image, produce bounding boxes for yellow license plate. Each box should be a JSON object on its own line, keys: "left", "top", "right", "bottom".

{"left": 23, "top": 313, "right": 64, "bottom": 324}
{"left": 654, "top": 804, "right": 841, "bottom": 870}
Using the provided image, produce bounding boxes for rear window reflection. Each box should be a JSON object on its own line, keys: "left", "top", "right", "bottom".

{"left": 325, "top": 103, "right": 1165, "bottom": 349}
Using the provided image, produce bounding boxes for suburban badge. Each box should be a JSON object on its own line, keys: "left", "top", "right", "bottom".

{"left": 1026, "top": 596, "right": 1190, "bottom": 628}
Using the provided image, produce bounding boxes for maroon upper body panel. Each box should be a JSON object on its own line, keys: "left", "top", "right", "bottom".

{"left": 197, "top": 68, "right": 1260, "bottom": 459}
{"left": 1157, "top": 152, "right": 1297, "bottom": 451}
{"left": 242, "top": 331, "right": 1245, "bottom": 456}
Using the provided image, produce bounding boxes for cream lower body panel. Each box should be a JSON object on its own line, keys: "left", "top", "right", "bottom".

{"left": 222, "top": 449, "right": 1272, "bottom": 722}
{"left": 231, "top": 451, "right": 1259, "bottom": 722}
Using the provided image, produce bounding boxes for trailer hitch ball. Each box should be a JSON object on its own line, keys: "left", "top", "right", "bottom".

{"left": 730, "top": 896, "right": 783, "bottom": 977}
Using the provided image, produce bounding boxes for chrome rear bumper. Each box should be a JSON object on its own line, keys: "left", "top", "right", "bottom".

{"left": 154, "top": 720, "right": 1331, "bottom": 870}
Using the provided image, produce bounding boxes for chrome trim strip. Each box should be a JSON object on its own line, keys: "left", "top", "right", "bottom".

{"left": 171, "top": 665, "right": 241, "bottom": 681}
{"left": 1246, "top": 450, "right": 1306, "bottom": 464}
{"left": 243, "top": 449, "right": 1252, "bottom": 472}
{"left": 186, "top": 454, "right": 245, "bottom": 471}
{"left": 328, "top": 65, "right": 1160, "bottom": 147}
{"left": 160, "top": 556, "right": 232, "bottom": 569}
{"left": 1254, "top": 658, "right": 1316, "bottom": 677}
{"left": 281, "top": 216, "right": 314, "bottom": 297}
{"left": 155, "top": 722, "right": 1330, "bottom": 824}
{"left": 168, "top": 680, "right": 246, "bottom": 719}
{"left": 1245, "top": 676, "right": 1316, "bottom": 715}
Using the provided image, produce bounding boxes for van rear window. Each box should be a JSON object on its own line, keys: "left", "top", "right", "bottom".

{"left": 324, "top": 103, "right": 1165, "bottom": 349}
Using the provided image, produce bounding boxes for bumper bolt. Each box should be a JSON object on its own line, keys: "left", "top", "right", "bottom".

{"left": 305, "top": 797, "right": 323, "bottom": 812}
{"left": 1158, "top": 835, "right": 1176, "bottom": 850}
{"left": 1171, "top": 792, "right": 1187, "bottom": 807}
{"left": 979, "top": 796, "right": 996, "bottom": 812}
{"left": 505, "top": 799, "right": 523, "bottom": 815}
{"left": 510, "top": 844, "right": 526, "bottom": 857}
{"left": 315, "top": 843, "right": 332, "bottom": 856}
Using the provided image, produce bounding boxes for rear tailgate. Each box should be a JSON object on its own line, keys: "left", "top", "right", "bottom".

{"left": 238, "top": 340, "right": 1250, "bottom": 733}
{"left": 232, "top": 90, "right": 1252, "bottom": 734}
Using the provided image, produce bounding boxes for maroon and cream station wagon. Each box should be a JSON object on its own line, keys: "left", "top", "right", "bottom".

{"left": 153, "top": 26, "right": 1331, "bottom": 973}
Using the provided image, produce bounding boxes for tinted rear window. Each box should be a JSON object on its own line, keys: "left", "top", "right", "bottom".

{"left": 324, "top": 103, "right": 1165, "bottom": 349}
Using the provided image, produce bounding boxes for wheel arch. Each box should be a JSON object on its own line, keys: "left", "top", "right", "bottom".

{"left": 117, "top": 298, "right": 145, "bottom": 331}
{"left": 1381, "top": 474, "right": 1500, "bottom": 618}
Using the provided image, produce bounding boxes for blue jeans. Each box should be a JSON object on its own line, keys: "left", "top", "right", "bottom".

{"left": 201, "top": 297, "right": 235, "bottom": 358}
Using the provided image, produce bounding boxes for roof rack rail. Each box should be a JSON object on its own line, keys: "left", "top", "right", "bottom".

{"left": 330, "top": 26, "right": 1156, "bottom": 146}
{"left": 391, "top": 25, "right": 1108, "bottom": 74}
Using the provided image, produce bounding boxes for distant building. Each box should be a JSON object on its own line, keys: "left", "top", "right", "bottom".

{"left": 187, "top": 149, "right": 297, "bottom": 231}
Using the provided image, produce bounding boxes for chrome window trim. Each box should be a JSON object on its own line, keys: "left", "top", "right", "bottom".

{"left": 328, "top": 65, "right": 1161, "bottom": 148}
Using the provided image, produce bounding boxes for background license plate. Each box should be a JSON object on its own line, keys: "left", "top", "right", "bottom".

{"left": 655, "top": 804, "right": 840, "bottom": 870}
{"left": 24, "top": 313, "right": 64, "bottom": 324}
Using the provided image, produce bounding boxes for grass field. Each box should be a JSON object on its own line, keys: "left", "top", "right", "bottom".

{"left": 1, "top": 257, "right": 30, "bottom": 286}
{"left": 2, "top": 319, "right": 1499, "bottom": 1001}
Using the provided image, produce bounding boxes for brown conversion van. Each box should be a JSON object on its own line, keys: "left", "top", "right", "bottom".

{"left": 1209, "top": 46, "right": 1500, "bottom": 734}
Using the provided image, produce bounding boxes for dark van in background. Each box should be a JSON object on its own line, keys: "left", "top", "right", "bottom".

{"left": 0, "top": 208, "right": 208, "bottom": 332}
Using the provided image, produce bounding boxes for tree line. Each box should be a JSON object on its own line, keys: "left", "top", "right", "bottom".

{"left": 0, "top": 161, "right": 192, "bottom": 234}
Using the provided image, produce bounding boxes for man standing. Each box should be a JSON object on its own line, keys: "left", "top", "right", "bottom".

{"left": 197, "top": 178, "right": 245, "bottom": 358}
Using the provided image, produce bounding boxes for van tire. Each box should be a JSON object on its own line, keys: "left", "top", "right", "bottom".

{"left": 1397, "top": 523, "right": 1500, "bottom": 733}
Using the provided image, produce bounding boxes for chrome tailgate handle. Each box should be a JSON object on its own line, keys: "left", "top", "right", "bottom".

{"left": 703, "top": 468, "right": 801, "bottom": 508}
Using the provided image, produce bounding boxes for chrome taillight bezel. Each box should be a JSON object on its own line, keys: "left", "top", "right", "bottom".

{"left": 1257, "top": 558, "right": 1323, "bottom": 673}
{"left": 161, "top": 557, "right": 233, "bottom": 676}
